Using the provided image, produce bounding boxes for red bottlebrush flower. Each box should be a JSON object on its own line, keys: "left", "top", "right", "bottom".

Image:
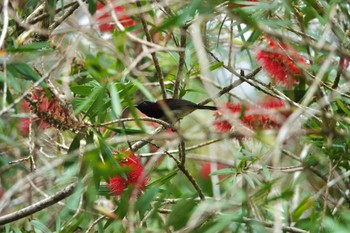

{"left": 214, "top": 97, "right": 288, "bottom": 132}
{"left": 213, "top": 120, "right": 232, "bottom": 133}
{"left": 256, "top": 38, "right": 306, "bottom": 88}
{"left": 19, "top": 101, "right": 31, "bottom": 136}
{"left": 22, "top": 88, "right": 82, "bottom": 133}
{"left": 19, "top": 99, "right": 51, "bottom": 136}
{"left": 108, "top": 152, "right": 149, "bottom": 197}
{"left": 96, "top": 2, "right": 135, "bottom": 32}
{"left": 19, "top": 116, "right": 30, "bottom": 136}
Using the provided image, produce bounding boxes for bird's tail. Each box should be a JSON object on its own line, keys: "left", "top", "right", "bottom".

{"left": 196, "top": 105, "right": 218, "bottom": 110}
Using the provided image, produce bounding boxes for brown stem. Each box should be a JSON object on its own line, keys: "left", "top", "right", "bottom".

{"left": 48, "top": 2, "right": 80, "bottom": 31}
{"left": 136, "top": 1, "right": 167, "bottom": 99}
{"left": 173, "top": 27, "right": 187, "bottom": 99}
{"left": 148, "top": 142, "right": 206, "bottom": 200}
{"left": 0, "top": 183, "right": 76, "bottom": 225}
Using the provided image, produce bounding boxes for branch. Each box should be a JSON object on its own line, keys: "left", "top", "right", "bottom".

{"left": 136, "top": 1, "right": 167, "bottom": 99}
{"left": 173, "top": 27, "right": 187, "bottom": 99}
{"left": 242, "top": 217, "right": 308, "bottom": 233}
{"left": 0, "top": 0, "right": 9, "bottom": 49}
{"left": 0, "top": 183, "right": 76, "bottom": 225}
{"left": 48, "top": 2, "right": 80, "bottom": 31}
{"left": 198, "top": 66, "right": 262, "bottom": 106}
{"left": 139, "top": 138, "right": 222, "bottom": 157}
{"left": 147, "top": 142, "right": 206, "bottom": 201}
{"left": 94, "top": 117, "right": 172, "bottom": 129}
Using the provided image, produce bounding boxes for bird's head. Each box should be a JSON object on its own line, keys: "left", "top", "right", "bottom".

{"left": 135, "top": 101, "right": 155, "bottom": 111}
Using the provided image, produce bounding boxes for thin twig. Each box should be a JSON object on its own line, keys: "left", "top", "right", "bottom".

{"left": 29, "top": 110, "right": 36, "bottom": 171}
{"left": 242, "top": 217, "right": 308, "bottom": 233}
{"left": 173, "top": 27, "right": 187, "bottom": 99}
{"left": 94, "top": 117, "right": 173, "bottom": 129}
{"left": 198, "top": 66, "right": 262, "bottom": 106}
{"left": 136, "top": 1, "right": 167, "bottom": 99}
{"left": 0, "top": 183, "right": 76, "bottom": 225}
{"left": 27, "top": 1, "right": 79, "bottom": 25}
{"left": 85, "top": 216, "right": 105, "bottom": 233}
{"left": 0, "top": 0, "right": 9, "bottom": 111}
{"left": 0, "top": 0, "right": 9, "bottom": 48}
{"left": 139, "top": 138, "right": 222, "bottom": 157}
{"left": 179, "top": 140, "right": 186, "bottom": 166}
{"left": 49, "top": 2, "right": 80, "bottom": 31}
{"left": 148, "top": 142, "right": 206, "bottom": 200}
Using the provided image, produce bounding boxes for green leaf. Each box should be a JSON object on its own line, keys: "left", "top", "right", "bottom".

{"left": 292, "top": 196, "right": 314, "bottom": 221}
{"left": 88, "top": 0, "right": 98, "bottom": 14}
{"left": 246, "top": 29, "right": 261, "bottom": 45}
{"left": 55, "top": 216, "right": 61, "bottom": 233}
{"left": 7, "top": 63, "right": 44, "bottom": 84}
{"left": 74, "top": 86, "right": 103, "bottom": 116}
{"left": 68, "top": 133, "right": 85, "bottom": 153}
{"left": 136, "top": 186, "right": 161, "bottom": 218}
{"left": 210, "top": 168, "right": 236, "bottom": 176}
{"left": 98, "top": 184, "right": 112, "bottom": 196}
{"left": 261, "top": 164, "right": 271, "bottom": 180}
{"left": 123, "top": 82, "right": 145, "bottom": 131}
{"left": 147, "top": 168, "right": 178, "bottom": 188}
{"left": 70, "top": 85, "right": 94, "bottom": 96}
{"left": 115, "top": 188, "right": 133, "bottom": 219}
{"left": 83, "top": 86, "right": 107, "bottom": 119}
{"left": 109, "top": 83, "right": 122, "bottom": 118}
{"left": 202, "top": 214, "right": 241, "bottom": 233}
{"left": 31, "top": 220, "right": 52, "bottom": 233}
{"left": 95, "top": 132, "right": 124, "bottom": 179}
{"left": 336, "top": 99, "right": 350, "bottom": 117}
{"left": 242, "top": 173, "right": 255, "bottom": 189}
{"left": 60, "top": 214, "right": 84, "bottom": 233}
{"left": 7, "top": 42, "right": 51, "bottom": 52}
{"left": 192, "top": 62, "right": 224, "bottom": 75}
{"left": 130, "top": 78, "right": 155, "bottom": 101}
{"left": 97, "top": 134, "right": 113, "bottom": 161}
{"left": 166, "top": 198, "right": 197, "bottom": 230}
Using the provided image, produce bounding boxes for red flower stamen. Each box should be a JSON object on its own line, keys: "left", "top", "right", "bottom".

{"left": 256, "top": 38, "right": 306, "bottom": 88}
{"left": 96, "top": 2, "right": 136, "bottom": 32}
{"left": 108, "top": 151, "right": 149, "bottom": 197}
{"left": 214, "top": 97, "right": 288, "bottom": 132}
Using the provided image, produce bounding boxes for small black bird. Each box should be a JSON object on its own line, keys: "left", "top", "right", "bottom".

{"left": 135, "top": 98, "right": 217, "bottom": 122}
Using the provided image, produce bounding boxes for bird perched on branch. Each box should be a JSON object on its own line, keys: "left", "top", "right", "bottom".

{"left": 135, "top": 99, "right": 217, "bottom": 122}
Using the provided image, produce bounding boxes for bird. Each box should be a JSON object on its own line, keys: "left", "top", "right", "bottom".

{"left": 135, "top": 98, "right": 217, "bottom": 122}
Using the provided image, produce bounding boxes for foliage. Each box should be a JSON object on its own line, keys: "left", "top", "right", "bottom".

{"left": 0, "top": 0, "right": 350, "bottom": 232}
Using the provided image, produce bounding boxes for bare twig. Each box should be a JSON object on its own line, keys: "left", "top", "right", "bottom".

{"left": 29, "top": 110, "right": 36, "bottom": 171}
{"left": 86, "top": 216, "right": 105, "bottom": 233}
{"left": 139, "top": 138, "right": 222, "bottom": 157}
{"left": 0, "top": 0, "right": 9, "bottom": 49}
{"left": 198, "top": 66, "right": 262, "bottom": 106}
{"left": 136, "top": 1, "right": 167, "bottom": 99}
{"left": 0, "top": 183, "right": 76, "bottom": 225}
{"left": 49, "top": 2, "right": 80, "bottom": 31}
{"left": 173, "top": 27, "right": 187, "bottom": 99}
{"left": 148, "top": 142, "right": 206, "bottom": 200}
{"left": 94, "top": 116, "right": 173, "bottom": 129}
{"left": 242, "top": 217, "right": 308, "bottom": 233}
